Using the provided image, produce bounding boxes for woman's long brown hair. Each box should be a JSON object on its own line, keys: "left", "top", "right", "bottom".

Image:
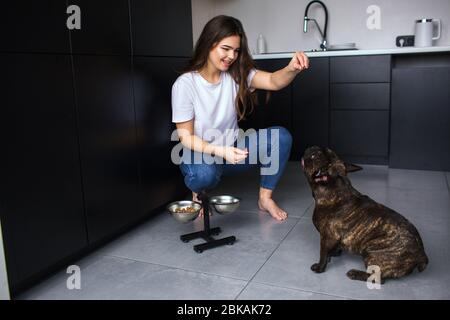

{"left": 183, "top": 15, "right": 258, "bottom": 121}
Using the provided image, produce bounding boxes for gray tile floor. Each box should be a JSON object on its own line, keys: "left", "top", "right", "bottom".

{"left": 17, "top": 162, "right": 450, "bottom": 300}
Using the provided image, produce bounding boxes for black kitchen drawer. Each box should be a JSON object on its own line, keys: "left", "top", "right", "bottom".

{"left": 331, "top": 83, "right": 390, "bottom": 110}
{"left": 130, "top": 0, "right": 193, "bottom": 56}
{"left": 330, "top": 55, "right": 391, "bottom": 83}
{"left": 330, "top": 110, "right": 389, "bottom": 157}
{"left": 0, "top": 1, "right": 70, "bottom": 53}
{"left": 70, "top": 0, "right": 131, "bottom": 55}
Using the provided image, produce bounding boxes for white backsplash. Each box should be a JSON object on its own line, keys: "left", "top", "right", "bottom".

{"left": 191, "top": 0, "right": 450, "bottom": 52}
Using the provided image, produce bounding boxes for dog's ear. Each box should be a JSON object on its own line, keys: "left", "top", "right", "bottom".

{"left": 344, "top": 163, "right": 363, "bottom": 173}
{"left": 325, "top": 148, "right": 352, "bottom": 178}
{"left": 329, "top": 160, "right": 347, "bottom": 177}
{"left": 324, "top": 149, "right": 346, "bottom": 177}
{"left": 325, "top": 148, "right": 363, "bottom": 175}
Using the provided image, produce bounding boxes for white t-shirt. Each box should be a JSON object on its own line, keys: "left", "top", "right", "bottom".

{"left": 171, "top": 69, "right": 257, "bottom": 146}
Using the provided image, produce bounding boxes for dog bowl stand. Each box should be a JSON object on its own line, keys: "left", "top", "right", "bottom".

{"left": 180, "top": 191, "right": 236, "bottom": 253}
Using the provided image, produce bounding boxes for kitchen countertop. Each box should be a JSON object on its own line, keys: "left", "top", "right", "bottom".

{"left": 252, "top": 45, "right": 450, "bottom": 59}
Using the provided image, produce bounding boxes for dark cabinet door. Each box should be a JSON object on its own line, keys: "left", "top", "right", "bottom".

{"left": 390, "top": 67, "right": 450, "bottom": 171}
{"left": 292, "top": 57, "right": 329, "bottom": 160}
{"left": 330, "top": 110, "right": 389, "bottom": 160}
{"left": 130, "top": 0, "right": 193, "bottom": 57}
{"left": 0, "top": 54, "right": 87, "bottom": 288}
{"left": 73, "top": 55, "right": 139, "bottom": 244}
{"left": 133, "top": 57, "right": 188, "bottom": 215}
{"left": 69, "top": 0, "right": 131, "bottom": 55}
{"left": 252, "top": 59, "right": 292, "bottom": 131}
{"left": 0, "top": 1, "right": 70, "bottom": 53}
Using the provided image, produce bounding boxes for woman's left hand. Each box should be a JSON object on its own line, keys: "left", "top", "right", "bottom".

{"left": 287, "top": 51, "right": 309, "bottom": 73}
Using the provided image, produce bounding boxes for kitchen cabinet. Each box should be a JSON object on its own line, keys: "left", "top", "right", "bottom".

{"left": 133, "top": 57, "right": 189, "bottom": 216}
{"left": 0, "top": 1, "right": 70, "bottom": 53}
{"left": 254, "top": 59, "right": 292, "bottom": 131}
{"left": 331, "top": 83, "right": 390, "bottom": 110}
{"left": 69, "top": 0, "right": 131, "bottom": 55}
{"left": 0, "top": 0, "right": 195, "bottom": 295}
{"left": 292, "top": 57, "right": 330, "bottom": 160}
{"left": 390, "top": 54, "right": 450, "bottom": 171}
{"left": 330, "top": 110, "right": 389, "bottom": 157}
{"left": 239, "top": 58, "right": 293, "bottom": 156}
{"left": 72, "top": 55, "right": 140, "bottom": 244}
{"left": 130, "top": 0, "right": 193, "bottom": 57}
{"left": 330, "top": 55, "right": 391, "bottom": 83}
{"left": 0, "top": 53, "right": 87, "bottom": 290}
{"left": 329, "top": 55, "right": 391, "bottom": 164}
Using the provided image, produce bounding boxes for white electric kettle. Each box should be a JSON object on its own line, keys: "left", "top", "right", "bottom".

{"left": 414, "top": 18, "right": 441, "bottom": 47}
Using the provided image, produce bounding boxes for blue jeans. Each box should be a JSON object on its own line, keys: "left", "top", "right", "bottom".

{"left": 179, "top": 126, "right": 292, "bottom": 193}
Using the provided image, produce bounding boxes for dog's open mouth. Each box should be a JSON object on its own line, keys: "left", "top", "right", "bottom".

{"left": 312, "top": 170, "right": 329, "bottom": 183}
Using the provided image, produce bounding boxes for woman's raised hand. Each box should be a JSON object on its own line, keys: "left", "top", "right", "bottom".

{"left": 215, "top": 146, "right": 249, "bottom": 164}
{"left": 287, "top": 51, "right": 309, "bottom": 73}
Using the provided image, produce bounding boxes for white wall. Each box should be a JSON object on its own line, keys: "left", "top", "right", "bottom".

{"left": 191, "top": 0, "right": 450, "bottom": 53}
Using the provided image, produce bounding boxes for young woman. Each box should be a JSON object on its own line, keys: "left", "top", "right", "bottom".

{"left": 171, "top": 15, "right": 309, "bottom": 221}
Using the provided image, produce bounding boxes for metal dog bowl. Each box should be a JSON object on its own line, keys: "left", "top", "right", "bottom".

{"left": 209, "top": 195, "right": 241, "bottom": 215}
{"left": 167, "top": 200, "right": 202, "bottom": 223}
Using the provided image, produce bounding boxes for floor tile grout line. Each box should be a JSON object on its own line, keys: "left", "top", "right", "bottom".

{"left": 299, "top": 201, "right": 315, "bottom": 219}
{"left": 233, "top": 217, "right": 303, "bottom": 300}
{"left": 99, "top": 253, "right": 251, "bottom": 283}
{"left": 248, "top": 280, "right": 358, "bottom": 300}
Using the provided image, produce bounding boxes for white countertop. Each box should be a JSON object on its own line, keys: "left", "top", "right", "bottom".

{"left": 253, "top": 46, "right": 450, "bottom": 59}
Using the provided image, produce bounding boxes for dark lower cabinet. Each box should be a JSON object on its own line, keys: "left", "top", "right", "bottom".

{"left": 72, "top": 55, "right": 140, "bottom": 244}
{"left": 330, "top": 55, "right": 391, "bottom": 83}
{"left": 133, "top": 57, "right": 188, "bottom": 216}
{"left": 252, "top": 59, "right": 292, "bottom": 131}
{"left": 330, "top": 110, "right": 389, "bottom": 163}
{"left": 292, "top": 57, "right": 329, "bottom": 160}
{"left": 390, "top": 66, "right": 450, "bottom": 171}
{"left": 329, "top": 55, "right": 391, "bottom": 164}
{"left": 0, "top": 54, "right": 87, "bottom": 289}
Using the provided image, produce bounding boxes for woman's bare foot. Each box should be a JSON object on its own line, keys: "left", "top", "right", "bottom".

{"left": 258, "top": 187, "right": 288, "bottom": 221}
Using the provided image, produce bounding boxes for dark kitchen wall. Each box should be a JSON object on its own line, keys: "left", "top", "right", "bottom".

{"left": 0, "top": 0, "right": 192, "bottom": 295}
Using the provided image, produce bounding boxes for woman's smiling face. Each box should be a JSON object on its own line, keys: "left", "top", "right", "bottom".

{"left": 208, "top": 35, "right": 241, "bottom": 71}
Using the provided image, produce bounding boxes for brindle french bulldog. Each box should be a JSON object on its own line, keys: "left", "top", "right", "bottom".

{"left": 301, "top": 146, "right": 428, "bottom": 283}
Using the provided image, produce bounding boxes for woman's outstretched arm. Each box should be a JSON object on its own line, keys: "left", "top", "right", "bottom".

{"left": 250, "top": 51, "right": 309, "bottom": 91}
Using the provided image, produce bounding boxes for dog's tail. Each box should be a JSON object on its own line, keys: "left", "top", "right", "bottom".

{"left": 417, "top": 254, "right": 429, "bottom": 272}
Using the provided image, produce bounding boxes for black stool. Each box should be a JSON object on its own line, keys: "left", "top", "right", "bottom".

{"left": 180, "top": 190, "right": 236, "bottom": 253}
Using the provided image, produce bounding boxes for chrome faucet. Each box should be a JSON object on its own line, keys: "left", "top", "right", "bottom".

{"left": 303, "top": 0, "right": 328, "bottom": 51}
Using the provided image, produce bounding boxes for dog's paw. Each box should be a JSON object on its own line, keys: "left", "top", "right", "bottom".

{"left": 311, "top": 263, "right": 325, "bottom": 273}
